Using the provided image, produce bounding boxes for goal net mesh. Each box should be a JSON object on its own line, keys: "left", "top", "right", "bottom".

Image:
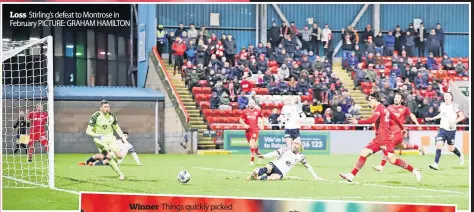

{"left": 2, "top": 36, "right": 54, "bottom": 188}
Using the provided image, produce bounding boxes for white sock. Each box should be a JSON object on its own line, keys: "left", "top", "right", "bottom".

{"left": 117, "top": 154, "right": 126, "bottom": 165}
{"left": 131, "top": 152, "right": 141, "bottom": 165}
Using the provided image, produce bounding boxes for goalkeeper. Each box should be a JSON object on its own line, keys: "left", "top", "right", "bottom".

{"left": 82, "top": 100, "right": 128, "bottom": 180}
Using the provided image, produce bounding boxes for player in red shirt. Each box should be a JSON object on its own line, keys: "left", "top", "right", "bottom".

{"left": 239, "top": 99, "right": 264, "bottom": 166}
{"left": 339, "top": 93, "right": 421, "bottom": 182}
{"left": 27, "top": 104, "right": 49, "bottom": 162}
{"left": 373, "top": 93, "right": 424, "bottom": 172}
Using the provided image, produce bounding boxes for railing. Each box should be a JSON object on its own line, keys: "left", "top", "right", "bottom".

{"left": 209, "top": 123, "right": 469, "bottom": 130}
{"left": 151, "top": 47, "right": 190, "bottom": 127}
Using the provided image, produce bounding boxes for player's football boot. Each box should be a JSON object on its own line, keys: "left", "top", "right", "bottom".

{"left": 78, "top": 162, "right": 86, "bottom": 166}
{"left": 249, "top": 161, "right": 254, "bottom": 166}
{"left": 372, "top": 165, "right": 384, "bottom": 172}
{"left": 429, "top": 163, "right": 439, "bottom": 170}
{"left": 119, "top": 175, "right": 125, "bottom": 181}
{"left": 338, "top": 172, "right": 354, "bottom": 182}
{"left": 459, "top": 154, "right": 464, "bottom": 166}
{"left": 248, "top": 168, "right": 259, "bottom": 180}
{"left": 412, "top": 169, "right": 422, "bottom": 182}
{"left": 418, "top": 147, "right": 426, "bottom": 155}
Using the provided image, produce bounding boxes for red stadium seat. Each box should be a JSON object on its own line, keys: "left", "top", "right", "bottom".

{"left": 435, "top": 57, "right": 442, "bottom": 64}
{"left": 214, "top": 124, "right": 223, "bottom": 130}
{"left": 199, "top": 80, "right": 209, "bottom": 87}
{"left": 222, "top": 109, "right": 232, "bottom": 117}
{"left": 214, "top": 109, "right": 224, "bottom": 117}
{"left": 204, "top": 94, "right": 212, "bottom": 101}
{"left": 203, "top": 109, "right": 213, "bottom": 118}
{"left": 228, "top": 117, "right": 240, "bottom": 123}
{"left": 301, "top": 95, "right": 311, "bottom": 103}
{"left": 192, "top": 87, "right": 202, "bottom": 95}
{"left": 207, "top": 117, "right": 217, "bottom": 123}
{"left": 421, "top": 57, "right": 427, "bottom": 63}
{"left": 202, "top": 87, "right": 212, "bottom": 94}
{"left": 232, "top": 109, "right": 242, "bottom": 117}
{"left": 417, "top": 118, "right": 425, "bottom": 124}
{"left": 199, "top": 101, "right": 210, "bottom": 110}
{"left": 301, "top": 126, "right": 311, "bottom": 130}
{"left": 315, "top": 117, "right": 324, "bottom": 124}
{"left": 217, "top": 117, "right": 227, "bottom": 123}
{"left": 262, "top": 109, "right": 272, "bottom": 117}
{"left": 461, "top": 58, "right": 468, "bottom": 63}
{"left": 258, "top": 88, "right": 269, "bottom": 95}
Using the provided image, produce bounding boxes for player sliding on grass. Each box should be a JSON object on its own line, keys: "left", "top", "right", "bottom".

{"left": 247, "top": 138, "right": 323, "bottom": 181}
{"left": 426, "top": 92, "right": 465, "bottom": 170}
{"left": 79, "top": 100, "right": 128, "bottom": 180}
{"left": 82, "top": 132, "right": 142, "bottom": 166}
{"left": 280, "top": 96, "right": 305, "bottom": 148}
{"left": 240, "top": 99, "right": 264, "bottom": 166}
{"left": 373, "top": 93, "right": 424, "bottom": 172}
{"left": 339, "top": 92, "right": 421, "bottom": 183}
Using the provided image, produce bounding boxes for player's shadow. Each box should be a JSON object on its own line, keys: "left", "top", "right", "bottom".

{"left": 452, "top": 167, "right": 468, "bottom": 170}
{"left": 56, "top": 176, "right": 160, "bottom": 193}
{"left": 381, "top": 180, "right": 402, "bottom": 184}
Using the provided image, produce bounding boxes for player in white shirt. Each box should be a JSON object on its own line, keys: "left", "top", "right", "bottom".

{"left": 85, "top": 132, "right": 142, "bottom": 166}
{"left": 425, "top": 92, "right": 465, "bottom": 170}
{"left": 247, "top": 138, "right": 323, "bottom": 181}
{"left": 279, "top": 96, "right": 306, "bottom": 147}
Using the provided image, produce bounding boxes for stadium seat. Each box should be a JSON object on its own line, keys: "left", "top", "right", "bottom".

{"left": 228, "top": 117, "right": 240, "bottom": 123}
{"left": 417, "top": 118, "right": 425, "bottom": 124}
{"left": 192, "top": 87, "right": 202, "bottom": 95}
{"left": 315, "top": 117, "right": 324, "bottom": 124}
{"left": 204, "top": 94, "right": 212, "bottom": 101}
{"left": 199, "top": 101, "right": 210, "bottom": 110}
{"left": 199, "top": 80, "right": 209, "bottom": 87}
{"left": 461, "top": 58, "right": 468, "bottom": 63}
{"left": 258, "top": 88, "right": 269, "bottom": 95}
{"left": 217, "top": 117, "right": 227, "bottom": 123}
{"left": 231, "top": 109, "right": 242, "bottom": 117}
{"left": 262, "top": 109, "right": 272, "bottom": 117}
{"left": 301, "top": 95, "right": 311, "bottom": 103}
{"left": 203, "top": 109, "right": 213, "bottom": 118}
{"left": 207, "top": 117, "right": 217, "bottom": 123}
{"left": 230, "top": 102, "right": 239, "bottom": 109}
{"left": 202, "top": 87, "right": 212, "bottom": 94}
{"left": 213, "top": 109, "right": 224, "bottom": 117}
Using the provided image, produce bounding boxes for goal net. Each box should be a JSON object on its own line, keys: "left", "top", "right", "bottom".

{"left": 2, "top": 36, "right": 55, "bottom": 189}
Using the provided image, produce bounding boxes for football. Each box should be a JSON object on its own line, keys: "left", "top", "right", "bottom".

{"left": 177, "top": 170, "right": 191, "bottom": 183}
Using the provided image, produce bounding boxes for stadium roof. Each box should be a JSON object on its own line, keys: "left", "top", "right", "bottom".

{"left": 2, "top": 86, "right": 165, "bottom": 101}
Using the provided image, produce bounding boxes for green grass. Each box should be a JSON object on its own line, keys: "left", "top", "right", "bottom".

{"left": 2, "top": 153, "right": 470, "bottom": 210}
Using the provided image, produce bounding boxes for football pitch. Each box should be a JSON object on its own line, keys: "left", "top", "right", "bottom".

{"left": 2, "top": 154, "right": 470, "bottom": 210}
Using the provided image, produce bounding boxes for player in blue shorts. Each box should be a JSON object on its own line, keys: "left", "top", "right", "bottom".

{"left": 426, "top": 92, "right": 465, "bottom": 170}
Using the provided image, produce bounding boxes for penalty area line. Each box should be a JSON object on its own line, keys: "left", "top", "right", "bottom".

{"left": 2, "top": 175, "right": 80, "bottom": 195}
{"left": 193, "top": 167, "right": 468, "bottom": 195}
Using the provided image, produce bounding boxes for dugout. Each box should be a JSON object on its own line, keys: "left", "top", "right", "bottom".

{"left": 2, "top": 85, "right": 168, "bottom": 154}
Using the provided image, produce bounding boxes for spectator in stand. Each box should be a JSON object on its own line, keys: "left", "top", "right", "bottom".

{"left": 280, "top": 21, "right": 292, "bottom": 38}
{"left": 263, "top": 70, "right": 274, "bottom": 88}
{"left": 300, "top": 70, "right": 311, "bottom": 84}
{"left": 290, "top": 22, "right": 300, "bottom": 37}
{"left": 310, "top": 23, "right": 322, "bottom": 55}
{"left": 425, "top": 84, "right": 438, "bottom": 98}
{"left": 374, "top": 52, "right": 384, "bottom": 70}
{"left": 237, "top": 92, "right": 249, "bottom": 109}
{"left": 277, "top": 64, "right": 290, "bottom": 81}
{"left": 276, "top": 49, "right": 289, "bottom": 66}
{"left": 256, "top": 54, "right": 268, "bottom": 74}
{"left": 219, "top": 33, "right": 227, "bottom": 44}
{"left": 208, "top": 54, "right": 220, "bottom": 70}
{"left": 405, "top": 31, "right": 416, "bottom": 57}
{"left": 196, "top": 40, "right": 207, "bottom": 65}
{"left": 366, "top": 64, "right": 377, "bottom": 82}
{"left": 269, "top": 21, "right": 281, "bottom": 51}
{"left": 341, "top": 34, "right": 355, "bottom": 69}
{"left": 426, "top": 29, "right": 441, "bottom": 57}
{"left": 415, "top": 58, "right": 425, "bottom": 69}
{"left": 275, "top": 80, "right": 290, "bottom": 95}
{"left": 239, "top": 76, "right": 253, "bottom": 94}
{"left": 362, "top": 25, "right": 374, "bottom": 43}
{"left": 415, "top": 22, "right": 428, "bottom": 57}
{"left": 248, "top": 56, "right": 258, "bottom": 74}
{"left": 171, "top": 37, "right": 187, "bottom": 75}
{"left": 373, "top": 31, "right": 384, "bottom": 56}
{"left": 424, "top": 106, "right": 437, "bottom": 124}
{"left": 187, "top": 68, "right": 199, "bottom": 92}
{"left": 321, "top": 24, "right": 332, "bottom": 54}
{"left": 418, "top": 98, "right": 430, "bottom": 117}
{"left": 353, "top": 63, "right": 367, "bottom": 90}
{"left": 333, "top": 106, "right": 347, "bottom": 124}
{"left": 384, "top": 30, "right": 395, "bottom": 56}
{"left": 288, "top": 77, "right": 298, "bottom": 94}
{"left": 435, "top": 23, "right": 445, "bottom": 56}
{"left": 210, "top": 92, "right": 220, "bottom": 109}
{"left": 435, "top": 66, "right": 449, "bottom": 81}
{"left": 207, "top": 69, "right": 218, "bottom": 88}
{"left": 296, "top": 78, "right": 310, "bottom": 95}
{"left": 323, "top": 108, "right": 333, "bottom": 124}
{"left": 426, "top": 52, "right": 438, "bottom": 70}
{"left": 300, "top": 26, "right": 312, "bottom": 51}
{"left": 247, "top": 44, "right": 256, "bottom": 58}
{"left": 441, "top": 54, "right": 455, "bottom": 70}
{"left": 366, "top": 53, "right": 375, "bottom": 66}
{"left": 256, "top": 42, "right": 266, "bottom": 56}
{"left": 212, "top": 80, "right": 228, "bottom": 97}
{"left": 185, "top": 40, "right": 196, "bottom": 64}
{"left": 166, "top": 31, "right": 177, "bottom": 65}
{"left": 181, "top": 32, "right": 190, "bottom": 52}
{"left": 414, "top": 72, "right": 427, "bottom": 89}
{"left": 283, "top": 35, "right": 297, "bottom": 58}
{"left": 307, "top": 51, "right": 316, "bottom": 63}
{"left": 265, "top": 42, "right": 274, "bottom": 59}
{"left": 302, "top": 101, "right": 312, "bottom": 117}
{"left": 390, "top": 63, "right": 401, "bottom": 78}
{"left": 175, "top": 23, "right": 186, "bottom": 38}
{"left": 290, "top": 62, "right": 302, "bottom": 79}
{"left": 268, "top": 108, "right": 281, "bottom": 130}
{"left": 311, "top": 56, "right": 324, "bottom": 73}
{"left": 455, "top": 60, "right": 469, "bottom": 76}
{"left": 402, "top": 64, "right": 411, "bottom": 79}
{"left": 294, "top": 45, "right": 306, "bottom": 62}
{"left": 365, "top": 36, "right": 376, "bottom": 56}
{"left": 353, "top": 45, "right": 363, "bottom": 62}
{"left": 347, "top": 52, "right": 359, "bottom": 70}
{"left": 187, "top": 23, "right": 198, "bottom": 40}
{"left": 394, "top": 25, "right": 405, "bottom": 54}
{"left": 219, "top": 92, "right": 232, "bottom": 110}
{"left": 224, "top": 34, "right": 237, "bottom": 66}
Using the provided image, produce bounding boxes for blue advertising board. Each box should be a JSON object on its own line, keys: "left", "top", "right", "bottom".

{"left": 223, "top": 130, "right": 330, "bottom": 154}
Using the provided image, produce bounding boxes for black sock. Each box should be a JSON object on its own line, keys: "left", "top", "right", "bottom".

{"left": 452, "top": 147, "right": 462, "bottom": 158}
{"left": 435, "top": 149, "right": 442, "bottom": 164}
{"left": 86, "top": 157, "right": 96, "bottom": 164}
{"left": 259, "top": 175, "right": 268, "bottom": 180}
{"left": 258, "top": 167, "right": 267, "bottom": 176}
{"left": 14, "top": 144, "right": 20, "bottom": 153}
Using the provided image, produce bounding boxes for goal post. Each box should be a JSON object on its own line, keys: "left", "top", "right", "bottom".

{"left": 2, "top": 36, "right": 55, "bottom": 189}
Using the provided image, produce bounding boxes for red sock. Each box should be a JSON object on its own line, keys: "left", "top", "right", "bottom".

{"left": 27, "top": 142, "right": 34, "bottom": 159}
{"left": 250, "top": 148, "right": 255, "bottom": 162}
{"left": 405, "top": 144, "right": 419, "bottom": 150}
{"left": 394, "top": 158, "right": 414, "bottom": 172}
{"left": 380, "top": 158, "right": 387, "bottom": 166}
{"left": 255, "top": 147, "right": 261, "bottom": 155}
{"left": 351, "top": 156, "right": 367, "bottom": 176}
